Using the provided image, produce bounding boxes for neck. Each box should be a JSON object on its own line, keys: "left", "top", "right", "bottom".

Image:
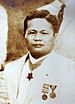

{"left": 30, "top": 51, "right": 52, "bottom": 59}
{"left": 31, "top": 53, "right": 43, "bottom": 59}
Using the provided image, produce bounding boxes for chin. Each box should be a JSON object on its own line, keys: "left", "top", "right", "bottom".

{"left": 30, "top": 49, "right": 50, "bottom": 59}
{"left": 34, "top": 48, "right": 43, "bottom": 52}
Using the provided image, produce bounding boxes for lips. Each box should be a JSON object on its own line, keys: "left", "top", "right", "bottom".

{"left": 32, "top": 43, "right": 44, "bottom": 48}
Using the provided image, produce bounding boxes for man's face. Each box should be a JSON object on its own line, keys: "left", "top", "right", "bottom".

{"left": 25, "top": 18, "right": 55, "bottom": 59}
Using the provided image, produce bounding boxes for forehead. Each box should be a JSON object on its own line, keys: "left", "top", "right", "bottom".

{"left": 27, "top": 18, "right": 53, "bottom": 31}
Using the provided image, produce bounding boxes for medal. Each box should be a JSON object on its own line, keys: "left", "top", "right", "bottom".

{"left": 50, "top": 92, "right": 56, "bottom": 98}
{"left": 42, "top": 83, "right": 49, "bottom": 100}
{"left": 50, "top": 84, "right": 57, "bottom": 99}
{"left": 42, "top": 83, "right": 57, "bottom": 100}
{"left": 26, "top": 72, "right": 33, "bottom": 81}
{"left": 42, "top": 94, "right": 48, "bottom": 100}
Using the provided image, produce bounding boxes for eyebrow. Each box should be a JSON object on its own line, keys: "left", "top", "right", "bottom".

{"left": 28, "top": 30, "right": 37, "bottom": 33}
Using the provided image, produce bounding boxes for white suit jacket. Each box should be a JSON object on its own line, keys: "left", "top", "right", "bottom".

{"left": 4, "top": 51, "right": 75, "bottom": 104}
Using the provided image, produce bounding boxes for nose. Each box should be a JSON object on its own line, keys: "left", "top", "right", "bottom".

{"left": 33, "top": 33, "right": 42, "bottom": 41}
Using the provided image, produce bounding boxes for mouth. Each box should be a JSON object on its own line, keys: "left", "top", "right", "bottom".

{"left": 32, "top": 44, "right": 44, "bottom": 48}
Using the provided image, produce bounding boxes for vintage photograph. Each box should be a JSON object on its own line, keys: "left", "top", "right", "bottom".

{"left": 0, "top": 0, "right": 75, "bottom": 104}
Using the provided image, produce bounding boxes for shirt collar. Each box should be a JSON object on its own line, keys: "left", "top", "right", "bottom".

{"left": 28, "top": 51, "right": 52, "bottom": 64}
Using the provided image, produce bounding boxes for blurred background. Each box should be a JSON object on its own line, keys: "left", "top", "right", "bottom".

{"left": 55, "top": 0, "right": 75, "bottom": 61}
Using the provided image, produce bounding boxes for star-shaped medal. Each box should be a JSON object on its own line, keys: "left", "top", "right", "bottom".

{"left": 27, "top": 72, "right": 33, "bottom": 81}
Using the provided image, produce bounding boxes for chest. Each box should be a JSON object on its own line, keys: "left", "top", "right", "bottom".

{"left": 19, "top": 62, "right": 75, "bottom": 104}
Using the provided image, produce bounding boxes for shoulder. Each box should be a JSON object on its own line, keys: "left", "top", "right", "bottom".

{"left": 45, "top": 51, "right": 75, "bottom": 66}
{"left": 6, "top": 54, "right": 26, "bottom": 66}
{"left": 44, "top": 52, "right": 75, "bottom": 77}
{"left": 4, "top": 54, "right": 27, "bottom": 75}
{"left": 54, "top": 52, "right": 74, "bottom": 63}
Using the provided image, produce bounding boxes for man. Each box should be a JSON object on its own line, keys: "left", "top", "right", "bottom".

{"left": 4, "top": 0, "right": 75, "bottom": 104}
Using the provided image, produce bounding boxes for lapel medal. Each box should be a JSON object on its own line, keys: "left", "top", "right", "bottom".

{"left": 42, "top": 94, "right": 48, "bottom": 100}
{"left": 42, "top": 83, "right": 49, "bottom": 100}
{"left": 50, "top": 84, "right": 57, "bottom": 99}
{"left": 27, "top": 72, "right": 33, "bottom": 81}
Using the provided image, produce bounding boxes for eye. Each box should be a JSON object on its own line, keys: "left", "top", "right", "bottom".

{"left": 28, "top": 30, "right": 37, "bottom": 35}
{"left": 40, "top": 31, "right": 49, "bottom": 35}
{"left": 42, "top": 32, "right": 48, "bottom": 34}
{"left": 28, "top": 32, "right": 36, "bottom": 34}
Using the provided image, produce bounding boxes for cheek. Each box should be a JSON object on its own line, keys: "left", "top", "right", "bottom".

{"left": 44, "top": 36, "right": 54, "bottom": 44}
{"left": 25, "top": 36, "right": 33, "bottom": 44}
{"left": 28, "top": 35, "right": 34, "bottom": 40}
